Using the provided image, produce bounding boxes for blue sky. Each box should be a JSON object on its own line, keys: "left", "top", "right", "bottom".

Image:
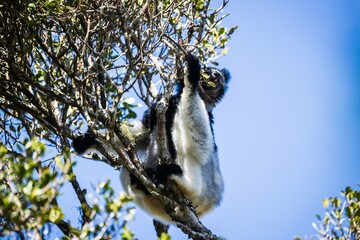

{"left": 64, "top": 1, "right": 360, "bottom": 239}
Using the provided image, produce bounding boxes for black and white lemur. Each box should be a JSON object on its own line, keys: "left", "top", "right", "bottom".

{"left": 72, "top": 53, "right": 230, "bottom": 223}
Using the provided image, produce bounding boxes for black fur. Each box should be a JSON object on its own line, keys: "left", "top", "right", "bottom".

{"left": 142, "top": 107, "right": 157, "bottom": 131}
{"left": 129, "top": 168, "right": 155, "bottom": 195}
{"left": 218, "top": 68, "right": 231, "bottom": 100}
{"left": 154, "top": 164, "right": 183, "bottom": 184}
{"left": 186, "top": 53, "right": 201, "bottom": 89}
{"left": 166, "top": 96, "right": 180, "bottom": 160}
{"left": 129, "top": 163, "right": 183, "bottom": 195}
{"left": 72, "top": 132, "right": 97, "bottom": 154}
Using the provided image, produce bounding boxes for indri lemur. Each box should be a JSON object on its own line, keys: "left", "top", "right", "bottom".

{"left": 72, "top": 53, "right": 230, "bottom": 223}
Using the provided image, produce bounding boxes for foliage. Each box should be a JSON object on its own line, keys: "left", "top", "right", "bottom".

{"left": 0, "top": 139, "right": 67, "bottom": 239}
{"left": 77, "top": 181, "right": 136, "bottom": 240}
{"left": 295, "top": 186, "right": 360, "bottom": 240}
{"left": 0, "top": 0, "right": 236, "bottom": 239}
{"left": 0, "top": 139, "right": 136, "bottom": 239}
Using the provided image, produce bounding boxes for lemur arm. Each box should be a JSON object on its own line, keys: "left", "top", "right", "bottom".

{"left": 174, "top": 54, "right": 214, "bottom": 165}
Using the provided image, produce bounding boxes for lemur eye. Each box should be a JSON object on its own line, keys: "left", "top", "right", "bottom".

{"left": 213, "top": 71, "right": 221, "bottom": 79}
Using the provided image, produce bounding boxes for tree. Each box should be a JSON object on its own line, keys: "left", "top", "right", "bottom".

{"left": 0, "top": 0, "right": 236, "bottom": 239}
{"left": 295, "top": 186, "right": 360, "bottom": 240}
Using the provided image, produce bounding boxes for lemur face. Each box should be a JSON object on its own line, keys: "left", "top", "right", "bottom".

{"left": 198, "top": 67, "right": 230, "bottom": 108}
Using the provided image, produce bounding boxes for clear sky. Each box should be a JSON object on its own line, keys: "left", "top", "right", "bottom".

{"left": 63, "top": 1, "right": 360, "bottom": 239}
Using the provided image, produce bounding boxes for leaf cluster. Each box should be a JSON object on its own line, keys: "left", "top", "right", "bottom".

{"left": 295, "top": 186, "right": 360, "bottom": 240}
{"left": 0, "top": 139, "right": 136, "bottom": 239}
{"left": 0, "top": 139, "right": 68, "bottom": 239}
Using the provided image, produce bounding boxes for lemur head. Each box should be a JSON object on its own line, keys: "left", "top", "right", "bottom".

{"left": 198, "top": 67, "right": 231, "bottom": 111}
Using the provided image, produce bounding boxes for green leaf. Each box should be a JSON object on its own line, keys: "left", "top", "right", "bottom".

{"left": 221, "top": 47, "right": 229, "bottom": 56}
{"left": 49, "top": 206, "right": 64, "bottom": 223}
{"left": 229, "top": 26, "right": 238, "bottom": 35}
{"left": 206, "top": 81, "right": 216, "bottom": 88}
{"left": 218, "top": 27, "right": 225, "bottom": 36}
{"left": 23, "top": 181, "right": 34, "bottom": 196}
{"left": 209, "top": 14, "right": 215, "bottom": 24}
{"left": 45, "top": 0, "right": 57, "bottom": 9}
{"left": 323, "top": 198, "right": 329, "bottom": 209}
{"left": 158, "top": 232, "right": 171, "bottom": 240}
{"left": 121, "top": 226, "right": 135, "bottom": 240}
{"left": 204, "top": 43, "right": 214, "bottom": 50}
{"left": 201, "top": 72, "right": 210, "bottom": 80}
{"left": 28, "top": 3, "right": 36, "bottom": 9}
{"left": 196, "top": 0, "right": 204, "bottom": 11}
{"left": 0, "top": 145, "right": 7, "bottom": 157}
{"left": 126, "top": 110, "right": 137, "bottom": 119}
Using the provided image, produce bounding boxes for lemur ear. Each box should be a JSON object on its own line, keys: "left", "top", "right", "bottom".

{"left": 221, "top": 68, "right": 231, "bottom": 84}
